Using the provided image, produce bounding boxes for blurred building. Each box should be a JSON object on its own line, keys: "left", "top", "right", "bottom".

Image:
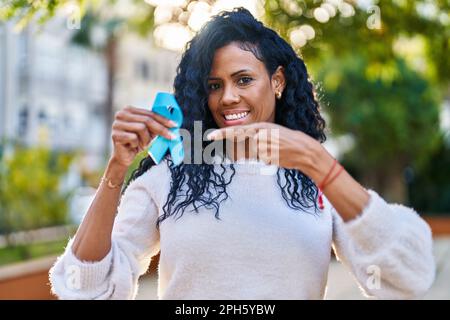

{"left": 114, "top": 33, "right": 180, "bottom": 114}
{"left": 0, "top": 18, "right": 182, "bottom": 170}
{"left": 0, "top": 20, "right": 108, "bottom": 170}
{"left": 0, "top": 18, "right": 181, "bottom": 227}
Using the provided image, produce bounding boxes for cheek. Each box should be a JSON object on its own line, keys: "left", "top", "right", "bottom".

{"left": 207, "top": 96, "right": 217, "bottom": 113}
{"left": 207, "top": 96, "right": 222, "bottom": 122}
{"left": 252, "top": 86, "right": 275, "bottom": 117}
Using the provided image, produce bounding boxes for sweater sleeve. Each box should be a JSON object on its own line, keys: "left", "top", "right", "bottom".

{"left": 330, "top": 189, "right": 435, "bottom": 299}
{"left": 49, "top": 165, "right": 164, "bottom": 300}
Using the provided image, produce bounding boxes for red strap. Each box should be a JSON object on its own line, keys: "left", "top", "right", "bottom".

{"left": 318, "top": 159, "right": 338, "bottom": 190}
{"left": 316, "top": 158, "right": 344, "bottom": 210}
{"left": 318, "top": 189, "right": 324, "bottom": 210}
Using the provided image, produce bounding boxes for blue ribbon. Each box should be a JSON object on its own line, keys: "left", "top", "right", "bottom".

{"left": 147, "top": 92, "right": 184, "bottom": 166}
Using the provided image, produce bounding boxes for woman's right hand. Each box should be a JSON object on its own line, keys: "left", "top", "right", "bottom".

{"left": 110, "top": 106, "right": 177, "bottom": 168}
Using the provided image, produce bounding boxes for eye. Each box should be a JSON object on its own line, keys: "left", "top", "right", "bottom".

{"left": 208, "top": 83, "right": 221, "bottom": 91}
{"left": 237, "top": 76, "right": 253, "bottom": 85}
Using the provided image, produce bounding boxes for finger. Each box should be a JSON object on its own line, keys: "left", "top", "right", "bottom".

{"left": 246, "top": 137, "right": 259, "bottom": 160}
{"left": 115, "top": 112, "right": 175, "bottom": 140}
{"left": 116, "top": 108, "right": 176, "bottom": 139}
{"left": 116, "top": 111, "right": 151, "bottom": 123}
{"left": 112, "top": 130, "right": 140, "bottom": 149}
{"left": 113, "top": 121, "right": 152, "bottom": 148}
{"left": 122, "top": 105, "right": 178, "bottom": 128}
{"left": 148, "top": 111, "right": 178, "bottom": 128}
{"left": 207, "top": 124, "right": 261, "bottom": 141}
{"left": 145, "top": 117, "right": 177, "bottom": 140}
{"left": 122, "top": 105, "right": 153, "bottom": 117}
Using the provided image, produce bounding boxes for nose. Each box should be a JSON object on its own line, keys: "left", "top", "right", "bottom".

{"left": 221, "top": 84, "right": 240, "bottom": 106}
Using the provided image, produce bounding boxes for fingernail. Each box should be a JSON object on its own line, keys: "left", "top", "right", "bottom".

{"left": 169, "top": 121, "right": 177, "bottom": 127}
{"left": 169, "top": 133, "right": 177, "bottom": 140}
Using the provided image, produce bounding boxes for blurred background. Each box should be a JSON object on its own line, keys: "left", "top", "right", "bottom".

{"left": 0, "top": 0, "right": 449, "bottom": 299}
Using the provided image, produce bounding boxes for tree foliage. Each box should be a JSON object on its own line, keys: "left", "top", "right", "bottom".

{"left": 264, "top": 0, "right": 448, "bottom": 205}
{"left": 0, "top": 142, "right": 75, "bottom": 236}
{"left": 264, "top": 0, "right": 449, "bottom": 86}
{"left": 317, "top": 55, "right": 441, "bottom": 169}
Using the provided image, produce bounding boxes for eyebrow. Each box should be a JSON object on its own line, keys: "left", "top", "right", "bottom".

{"left": 208, "top": 69, "right": 251, "bottom": 80}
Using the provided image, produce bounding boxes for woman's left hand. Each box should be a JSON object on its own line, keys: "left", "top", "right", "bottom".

{"left": 206, "top": 122, "right": 327, "bottom": 177}
{"left": 207, "top": 122, "right": 370, "bottom": 221}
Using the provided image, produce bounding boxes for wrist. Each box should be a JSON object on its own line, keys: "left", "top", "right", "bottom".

{"left": 105, "top": 157, "right": 129, "bottom": 182}
{"left": 303, "top": 143, "right": 336, "bottom": 184}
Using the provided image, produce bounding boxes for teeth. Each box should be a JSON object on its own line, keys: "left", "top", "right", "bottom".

{"left": 224, "top": 112, "right": 248, "bottom": 121}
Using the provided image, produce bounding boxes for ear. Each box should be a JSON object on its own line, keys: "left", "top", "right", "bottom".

{"left": 271, "top": 66, "right": 286, "bottom": 93}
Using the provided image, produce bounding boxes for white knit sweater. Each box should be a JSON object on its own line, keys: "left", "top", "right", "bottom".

{"left": 49, "top": 159, "right": 435, "bottom": 300}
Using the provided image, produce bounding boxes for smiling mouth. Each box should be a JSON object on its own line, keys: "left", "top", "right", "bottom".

{"left": 223, "top": 111, "right": 250, "bottom": 121}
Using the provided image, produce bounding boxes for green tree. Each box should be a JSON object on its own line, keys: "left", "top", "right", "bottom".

{"left": 264, "top": 0, "right": 448, "bottom": 204}
{"left": 0, "top": 142, "right": 75, "bottom": 247}
{"left": 408, "top": 132, "right": 450, "bottom": 214}
{"left": 316, "top": 55, "right": 441, "bottom": 202}
{"left": 264, "top": 0, "right": 449, "bottom": 85}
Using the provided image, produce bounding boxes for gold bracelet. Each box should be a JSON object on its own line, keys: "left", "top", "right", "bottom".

{"left": 101, "top": 176, "right": 124, "bottom": 189}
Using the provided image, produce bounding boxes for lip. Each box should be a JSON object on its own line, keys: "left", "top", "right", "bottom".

{"left": 222, "top": 110, "right": 250, "bottom": 126}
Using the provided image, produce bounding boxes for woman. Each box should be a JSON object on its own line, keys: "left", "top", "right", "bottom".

{"left": 49, "top": 8, "right": 435, "bottom": 299}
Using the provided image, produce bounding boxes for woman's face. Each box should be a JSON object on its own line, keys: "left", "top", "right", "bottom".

{"left": 207, "top": 42, "right": 285, "bottom": 128}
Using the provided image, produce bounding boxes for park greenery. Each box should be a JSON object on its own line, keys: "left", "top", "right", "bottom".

{"left": 0, "top": 141, "right": 75, "bottom": 259}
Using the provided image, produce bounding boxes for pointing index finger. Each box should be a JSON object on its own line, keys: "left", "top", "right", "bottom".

{"left": 206, "top": 123, "right": 261, "bottom": 141}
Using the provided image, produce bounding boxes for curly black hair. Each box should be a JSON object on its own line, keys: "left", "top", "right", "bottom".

{"left": 124, "top": 7, "right": 327, "bottom": 229}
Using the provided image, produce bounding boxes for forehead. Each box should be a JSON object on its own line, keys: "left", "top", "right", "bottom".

{"left": 209, "top": 43, "right": 265, "bottom": 76}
